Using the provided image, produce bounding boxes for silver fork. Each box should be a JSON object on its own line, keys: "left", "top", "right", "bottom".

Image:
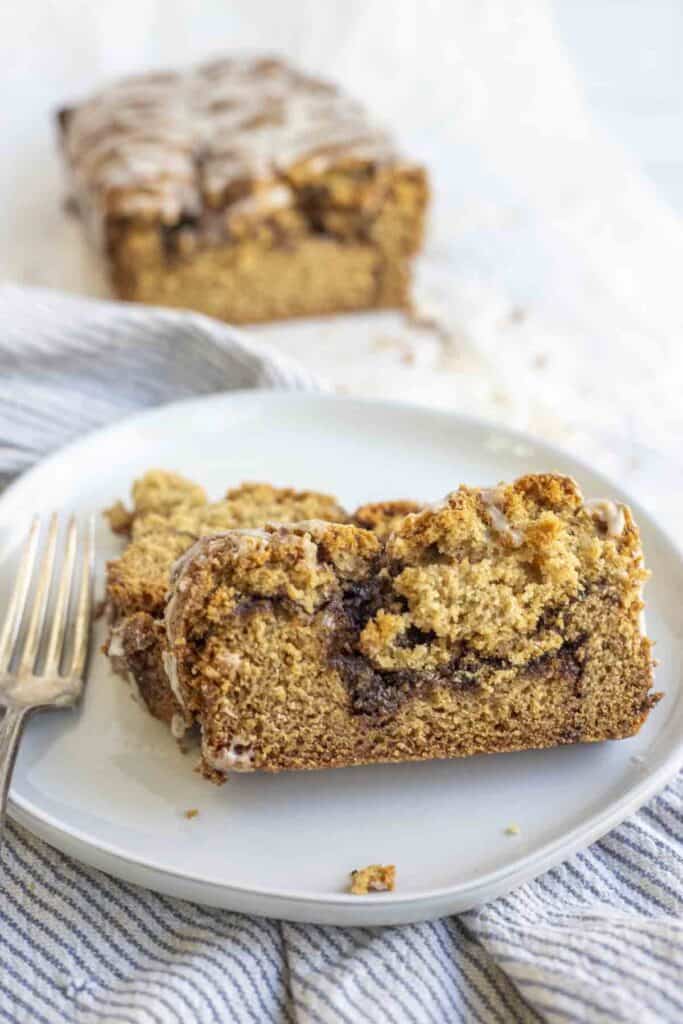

{"left": 0, "top": 514, "right": 94, "bottom": 835}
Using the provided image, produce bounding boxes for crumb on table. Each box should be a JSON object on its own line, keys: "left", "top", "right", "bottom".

{"left": 504, "top": 823, "right": 520, "bottom": 836}
{"left": 184, "top": 808, "right": 199, "bottom": 820}
{"left": 349, "top": 864, "right": 396, "bottom": 895}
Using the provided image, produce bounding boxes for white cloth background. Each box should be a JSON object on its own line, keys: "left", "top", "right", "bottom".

{"left": 2, "top": 1, "right": 683, "bottom": 1021}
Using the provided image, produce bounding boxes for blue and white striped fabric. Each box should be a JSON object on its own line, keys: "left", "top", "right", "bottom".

{"left": 1, "top": 286, "right": 682, "bottom": 1024}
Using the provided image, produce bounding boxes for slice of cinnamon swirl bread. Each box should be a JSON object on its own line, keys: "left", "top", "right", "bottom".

{"left": 104, "top": 471, "right": 349, "bottom": 731}
{"left": 162, "top": 474, "right": 658, "bottom": 779}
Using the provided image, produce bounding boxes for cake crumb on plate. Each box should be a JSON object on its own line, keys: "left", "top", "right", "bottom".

{"left": 184, "top": 809, "right": 199, "bottom": 820}
{"left": 504, "top": 823, "right": 520, "bottom": 836}
{"left": 349, "top": 864, "right": 396, "bottom": 894}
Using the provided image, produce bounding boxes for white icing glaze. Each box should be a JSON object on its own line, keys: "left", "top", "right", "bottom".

{"left": 170, "top": 712, "right": 188, "bottom": 739}
{"left": 204, "top": 736, "right": 256, "bottom": 774}
{"left": 480, "top": 487, "right": 524, "bottom": 547}
{"left": 638, "top": 580, "right": 647, "bottom": 637}
{"left": 480, "top": 485, "right": 505, "bottom": 506}
{"left": 161, "top": 649, "right": 185, "bottom": 710}
{"left": 288, "top": 518, "right": 337, "bottom": 534}
{"left": 229, "top": 527, "right": 272, "bottom": 541}
{"left": 321, "top": 609, "right": 339, "bottom": 629}
{"left": 585, "top": 499, "right": 625, "bottom": 537}
{"left": 107, "top": 631, "right": 125, "bottom": 659}
{"left": 427, "top": 492, "right": 455, "bottom": 512}
{"left": 106, "top": 625, "right": 142, "bottom": 703}
{"left": 300, "top": 534, "right": 319, "bottom": 568}
{"left": 62, "top": 55, "right": 401, "bottom": 228}
{"left": 568, "top": 477, "right": 584, "bottom": 502}
{"left": 162, "top": 553, "right": 187, "bottom": 712}
{"left": 225, "top": 183, "right": 294, "bottom": 224}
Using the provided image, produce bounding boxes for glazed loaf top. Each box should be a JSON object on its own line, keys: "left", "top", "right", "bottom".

{"left": 58, "top": 54, "right": 413, "bottom": 235}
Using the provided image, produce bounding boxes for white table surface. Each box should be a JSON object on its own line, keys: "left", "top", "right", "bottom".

{"left": 2, "top": 0, "right": 683, "bottom": 538}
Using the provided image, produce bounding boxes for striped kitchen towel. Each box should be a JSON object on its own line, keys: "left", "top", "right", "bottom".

{"left": 1, "top": 285, "right": 682, "bottom": 1024}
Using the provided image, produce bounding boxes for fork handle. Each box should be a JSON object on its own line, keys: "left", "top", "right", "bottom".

{"left": 0, "top": 706, "right": 31, "bottom": 839}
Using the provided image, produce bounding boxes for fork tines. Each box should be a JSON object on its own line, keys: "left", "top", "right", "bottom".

{"left": 0, "top": 515, "right": 94, "bottom": 683}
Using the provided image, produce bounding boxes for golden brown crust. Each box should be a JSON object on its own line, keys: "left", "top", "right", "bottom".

{"left": 106, "top": 527, "right": 193, "bottom": 619}
{"left": 105, "top": 470, "right": 207, "bottom": 538}
{"left": 132, "top": 470, "right": 207, "bottom": 521}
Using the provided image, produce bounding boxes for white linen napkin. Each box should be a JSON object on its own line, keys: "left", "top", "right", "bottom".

{"left": 1, "top": 284, "right": 682, "bottom": 1024}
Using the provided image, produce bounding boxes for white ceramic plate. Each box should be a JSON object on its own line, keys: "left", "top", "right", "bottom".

{"left": 1, "top": 391, "right": 681, "bottom": 926}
